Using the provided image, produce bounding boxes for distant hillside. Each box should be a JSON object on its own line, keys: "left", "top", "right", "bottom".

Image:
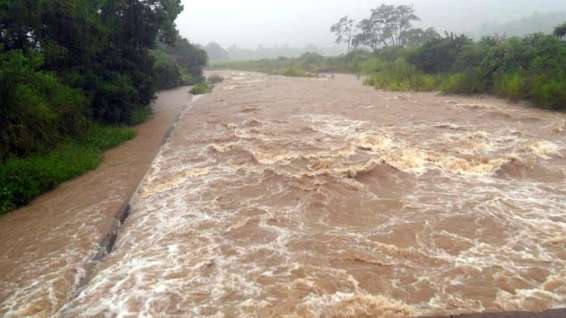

{"left": 476, "top": 11, "right": 566, "bottom": 38}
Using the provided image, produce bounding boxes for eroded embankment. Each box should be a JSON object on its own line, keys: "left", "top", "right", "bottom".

{"left": 58, "top": 73, "right": 566, "bottom": 317}
{"left": 0, "top": 87, "right": 195, "bottom": 318}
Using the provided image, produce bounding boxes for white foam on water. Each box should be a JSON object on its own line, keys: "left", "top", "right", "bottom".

{"left": 58, "top": 74, "right": 566, "bottom": 317}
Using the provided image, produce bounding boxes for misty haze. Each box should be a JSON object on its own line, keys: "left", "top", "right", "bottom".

{"left": 1, "top": 1, "right": 566, "bottom": 318}
{"left": 177, "top": 0, "right": 566, "bottom": 60}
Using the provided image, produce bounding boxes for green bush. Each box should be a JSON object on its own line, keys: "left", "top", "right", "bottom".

{"left": 281, "top": 65, "right": 311, "bottom": 77}
{"left": 493, "top": 72, "right": 528, "bottom": 100}
{"left": 441, "top": 71, "right": 486, "bottom": 95}
{"left": 0, "top": 125, "right": 135, "bottom": 215}
{"left": 152, "top": 51, "right": 182, "bottom": 89}
{"left": 531, "top": 77, "right": 566, "bottom": 110}
{"left": 365, "top": 58, "right": 439, "bottom": 92}
{"left": 190, "top": 82, "right": 212, "bottom": 95}
{"left": 0, "top": 50, "right": 87, "bottom": 160}
{"left": 409, "top": 34, "right": 472, "bottom": 73}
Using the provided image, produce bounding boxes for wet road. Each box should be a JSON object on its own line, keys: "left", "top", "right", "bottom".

{"left": 5, "top": 73, "right": 566, "bottom": 317}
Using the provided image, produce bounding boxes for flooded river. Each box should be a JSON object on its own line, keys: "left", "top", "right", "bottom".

{"left": 13, "top": 73, "right": 566, "bottom": 317}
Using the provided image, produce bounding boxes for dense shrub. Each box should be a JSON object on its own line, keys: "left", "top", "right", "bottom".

{"left": 153, "top": 52, "right": 182, "bottom": 89}
{"left": 161, "top": 37, "right": 208, "bottom": 85}
{"left": 190, "top": 82, "right": 212, "bottom": 95}
{"left": 441, "top": 71, "right": 486, "bottom": 95}
{"left": 531, "top": 76, "right": 566, "bottom": 110}
{"left": 0, "top": 50, "right": 87, "bottom": 160}
{"left": 365, "top": 58, "right": 438, "bottom": 91}
{"left": 409, "top": 34, "right": 472, "bottom": 73}
{"left": 378, "top": 32, "right": 566, "bottom": 110}
{"left": 493, "top": 72, "right": 528, "bottom": 100}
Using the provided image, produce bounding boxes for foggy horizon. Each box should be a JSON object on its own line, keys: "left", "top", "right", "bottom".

{"left": 176, "top": 0, "right": 566, "bottom": 49}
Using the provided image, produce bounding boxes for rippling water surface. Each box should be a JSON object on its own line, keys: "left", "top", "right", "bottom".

{"left": 61, "top": 73, "right": 566, "bottom": 317}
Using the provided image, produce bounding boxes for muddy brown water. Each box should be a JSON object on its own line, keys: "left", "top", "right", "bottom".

{"left": 0, "top": 87, "right": 192, "bottom": 317}
{"left": 3, "top": 73, "right": 566, "bottom": 317}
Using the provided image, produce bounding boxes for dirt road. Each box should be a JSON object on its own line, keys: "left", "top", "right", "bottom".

{"left": 60, "top": 73, "right": 566, "bottom": 317}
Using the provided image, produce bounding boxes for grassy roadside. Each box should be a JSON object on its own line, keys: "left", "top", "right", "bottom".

{"left": 0, "top": 125, "right": 135, "bottom": 215}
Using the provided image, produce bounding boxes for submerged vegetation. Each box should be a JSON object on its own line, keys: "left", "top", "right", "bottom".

{"left": 215, "top": 5, "right": 566, "bottom": 111}
{"left": 190, "top": 82, "right": 213, "bottom": 95}
{"left": 189, "top": 73, "right": 227, "bottom": 95}
{"left": 0, "top": 0, "right": 208, "bottom": 214}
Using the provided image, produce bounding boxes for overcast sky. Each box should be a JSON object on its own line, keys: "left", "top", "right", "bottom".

{"left": 176, "top": 0, "right": 566, "bottom": 48}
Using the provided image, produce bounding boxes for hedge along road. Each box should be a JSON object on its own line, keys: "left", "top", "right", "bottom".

{"left": 0, "top": 86, "right": 196, "bottom": 317}
{"left": 54, "top": 72, "right": 566, "bottom": 317}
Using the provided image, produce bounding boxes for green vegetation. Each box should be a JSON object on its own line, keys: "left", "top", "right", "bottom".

{"left": 0, "top": 0, "right": 208, "bottom": 214}
{"left": 215, "top": 5, "right": 566, "bottom": 112}
{"left": 0, "top": 125, "right": 135, "bottom": 215}
{"left": 366, "top": 33, "right": 566, "bottom": 110}
{"left": 1, "top": 0, "right": 207, "bottom": 159}
{"left": 153, "top": 38, "right": 209, "bottom": 90}
{"left": 190, "top": 82, "right": 213, "bottom": 95}
{"left": 190, "top": 74, "right": 227, "bottom": 94}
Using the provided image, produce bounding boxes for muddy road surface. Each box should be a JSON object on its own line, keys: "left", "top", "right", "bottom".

{"left": 7, "top": 73, "right": 566, "bottom": 317}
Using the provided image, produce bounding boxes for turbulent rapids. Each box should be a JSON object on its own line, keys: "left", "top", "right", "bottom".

{"left": 54, "top": 73, "right": 566, "bottom": 317}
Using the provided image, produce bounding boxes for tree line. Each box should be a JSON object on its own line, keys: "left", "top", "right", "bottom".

{"left": 0, "top": 0, "right": 208, "bottom": 161}
{"left": 328, "top": 5, "right": 566, "bottom": 111}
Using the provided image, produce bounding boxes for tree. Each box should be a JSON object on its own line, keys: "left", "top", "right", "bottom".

{"left": 401, "top": 27, "right": 441, "bottom": 47}
{"left": 0, "top": 0, "right": 198, "bottom": 158}
{"left": 352, "top": 5, "right": 420, "bottom": 50}
{"left": 161, "top": 36, "right": 208, "bottom": 82}
{"left": 408, "top": 33, "right": 472, "bottom": 73}
{"left": 554, "top": 22, "right": 566, "bottom": 39}
{"left": 330, "top": 16, "right": 355, "bottom": 53}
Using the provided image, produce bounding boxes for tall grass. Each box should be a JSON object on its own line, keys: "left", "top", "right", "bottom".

{"left": 364, "top": 58, "right": 440, "bottom": 92}
{"left": 190, "top": 82, "right": 212, "bottom": 95}
{"left": 494, "top": 72, "right": 528, "bottom": 100}
{"left": 441, "top": 71, "right": 486, "bottom": 95}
